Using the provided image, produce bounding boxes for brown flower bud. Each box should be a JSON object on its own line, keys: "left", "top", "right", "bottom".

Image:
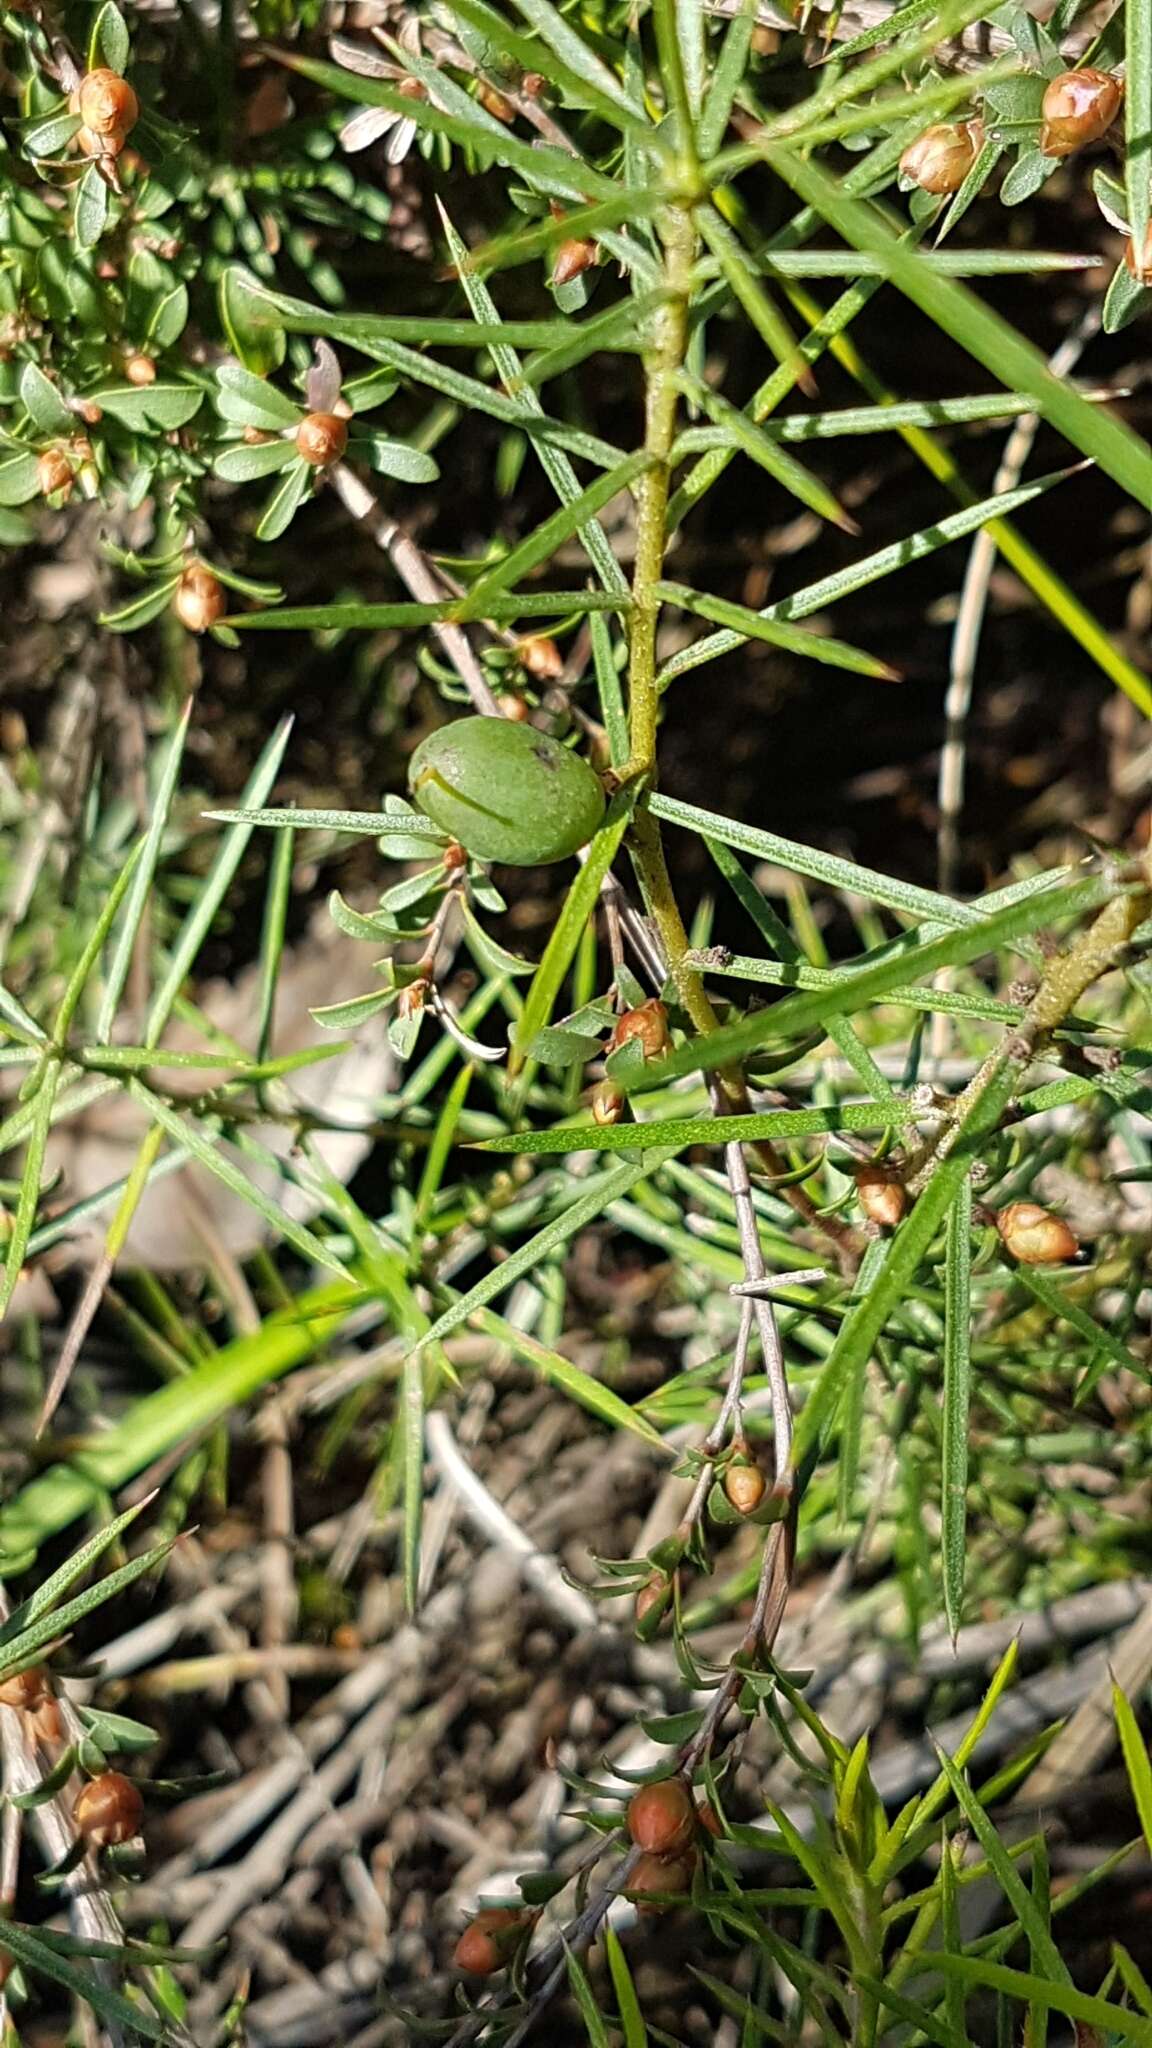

{"left": 724, "top": 1460, "right": 766, "bottom": 1515}
{"left": 854, "top": 1162, "right": 907, "bottom": 1229}
{"left": 397, "top": 75, "right": 425, "bottom": 100}
{"left": 37, "top": 446, "right": 73, "bottom": 498}
{"left": 453, "top": 1907, "right": 528, "bottom": 1974}
{"left": 518, "top": 634, "right": 564, "bottom": 680}
{"left": 1124, "top": 225, "right": 1152, "bottom": 287}
{"left": 0, "top": 1665, "right": 50, "bottom": 1711}
{"left": 78, "top": 68, "right": 139, "bottom": 138}
{"left": 1040, "top": 68, "right": 1122, "bottom": 158}
{"left": 899, "top": 119, "right": 983, "bottom": 195}
{"left": 552, "top": 237, "right": 598, "bottom": 287}
{"left": 995, "top": 1201, "right": 1077, "bottom": 1265}
{"left": 76, "top": 122, "right": 125, "bottom": 158}
{"left": 476, "top": 81, "right": 515, "bottom": 122}
{"left": 608, "top": 999, "right": 669, "bottom": 1062}
{"left": 499, "top": 692, "right": 530, "bottom": 721}
{"left": 296, "top": 410, "right": 348, "bottom": 466}
{"left": 123, "top": 352, "right": 157, "bottom": 386}
{"left": 443, "top": 840, "right": 469, "bottom": 871}
{"left": 72, "top": 397, "right": 103, "bottom": 424}
{"left": 73, "top": 1771, "right": 143, "bottom": 1847}
{"left": 173, "top": 564, "right": 226, "bottom": 633}
{"left": 591, "top": 1079, "right": 625, "bottom": 1127}
{"left": 628, "top": 1848, "right": 697, "bottom": 1913}
{"left": 627, "top": 1778, "right": 695, "bottom": 1856}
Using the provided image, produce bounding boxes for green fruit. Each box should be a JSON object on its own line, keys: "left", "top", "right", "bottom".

{"left": 408, "top": 717, "right": 605, "bottom": 866}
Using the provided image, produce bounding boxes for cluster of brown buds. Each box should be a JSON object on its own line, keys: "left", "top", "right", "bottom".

{"left": 625, "top": 1778, "right": 712, "bottom": 1912}
{"left": 36, "top": 437, "right": 96, "bottom": 503}
{"left": 900, "top": 64, "right": 1123, "bottom": 198}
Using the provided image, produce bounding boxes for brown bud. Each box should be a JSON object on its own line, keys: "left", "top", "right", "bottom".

{"left": 627, "top": 1778, "right": 695, "bottom": 1855}
{"left": 123, "top": 352, "right": 156, "bottom": 386}
{"left": 518, "top": 634, "right": 564, "bottom": 680}
{"left": 552, "top": 237, "right": 598, "bottom": 287}
{"left": 628, "top": 1848, "right": 697, "bottom": 1913}
{"left": 995, "top": 1201, "right": 1077, "bottom": 1265}
{"left": 591, "top": 1079, "right": 625, "bottom": 1127}
{"left": 296, "top": 410, "right": 348, "bottom": 466}
{"left": 76, "top": 122, "right": 125, "bottom": 158}
{"left": 37, "top": 446, "right": 73, "bottom": 498}
{"left": 476, "top": 82, "right": 515, "bottom": 122}
{"left": 72, "top": 397, "right": 103, "bottom": 424}
{"left": 173, "top": 564, "right": 226, "bottom": 633}
{"left": 443, "top": 840, "right": 469, "bottom": 871}
{"left": 1124, "top": 225, "right": 1152, "bottom": 287}
{"left": 854, "top": 1162, "right": 907, "bottom": 1230}
{"left": 724, "top": 1460, "right": 766, "bottom": 1515}
{"left": 899, "top": 119, "right": 983, "bottom": 195}
{"left": 1040, "top": 68, "right": 1122, "bottom": 157}
{"left": 453, "top": 1907, "right": 528, "bottom": 1975}
{"left": 608, "top": 999, "right": 669, "bottom": 1062}
{"left": 397, "top": 75, "right": 425, "bottom": 100}
{"left": 521, "top": 71, "right": 546, "bottom": 97}
{"left": 32, "top": 1696, "right": 63, "bottom": 1745}
{"left": 78, "top": 68, "right": 139, "bottom": 138}
{"left": 0, "top": 1665, "right": 50, "bottom": 1711}
{"left": 499, "top": 692, "right": 530, "bottom": 720}
{"left": 73, "top": 1771, "right": 143, "bottom": 1847}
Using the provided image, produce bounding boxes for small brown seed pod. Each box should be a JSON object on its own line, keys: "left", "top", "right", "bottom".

{"left": 899, "top": 119, "right": 983, "bottom": 195}
{"left": 854, "top": 1162, "right": 907, "bottom": 1229}
{"left": 476, "top": 81, "right": 515, "bottom": 122}
{"left": 453, "top": 1906, "right": 528, "bottom": 1975}
{"left": 1040, "top": 68, "right": 1122, "bottom": 157}
{"left": 123, "top": 353, "right": 157, "bottom": 386}
{"left": 37, "top": 446, "right": 73, "bottom": 498}
{"left": 634, "top": 1571, "right": 669, "bottom": 1630}
{"left": 518, "top": 634, "right": 564, "bottom": 680}
{"left": 591, "top": 1079, "right": 625, "bottom": 1127}
{"left": 628, "top": 1848, "right": 696, "bottom": 1913}
{"left": 627, "top": 1778, "right": 696, "bottom": 1855}
{"left": 296, "top": 411, "right": 349, "bottom": 466}
{"left": 77, "top": 68, "right": 139, "bottom": 138}
{"left": 608, "top": 999, "right": 669, "bottom": 1061}
{"left": 552, "top": 237, "right": 598, "bottom": 287}
{"left": 173, "top": 563, "right": 226, "bottom": 633}
{"left": 72, "top": 398, "right": 103, "bottom": 424}
{"left": 498, "top": 692, "right": 531, "bottom": 720}
{"left": 995, "top": 1201, "right": 1077, "bottom": 1265}
{"left": 73, "top": 1771, "right": 143, "bottom": 1847}
{"left": 724, "top": 1460, "right": 766, "bottom": 1515}
{"left": 0, "top": 1665, "right": 51, "bottom": 1711}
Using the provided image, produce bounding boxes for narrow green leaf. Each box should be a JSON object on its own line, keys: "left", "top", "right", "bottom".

{"left": 445, "top": 0, "right": 652, "bottom": 135}
{"left": 513, "top": 790, "right": 633, "bottom": 1064}
{"left": 468, "top": 1304, "right": 669, "bottom": 1449}
{"left": 0, "top": 1500, "right": 149, "bottom": 1648}
{"left": 475, "top": 1097, "right": 917, "bottom": 1154}
{"left": 97, "top": 702, "right": 191, "bottom": 1042}
{"left": 74, "top": 163, "right": 109, "bottom": 250}
{"left": 942, "top": 1174, "right": 973, "bottom": 1639}
{"left": 605, "top": 1924, "right": 649, "bottom": 2048}
{"left": 413, "top": 1149, "right": 680, "bottom": 1360}
{"left": 656, "top": 579, "right": 897, "bottom": 681}
{"left": 19, "top": 361, "right": 73, "bottom": 436}
{"left": 215, "top": 363, "right": 301, "bottom": 428}
{"left": 930, "top": 1957, "right": 1152, "bottom": 2044}
{"left": 256, "top": 457, "right": 312, "bottom": 541}
{"left": 0, "top": 1535, "right": 175, "bottom": 1680}
{"left": 565, "top": 1944, "right": 612, "bottom": 2047}
{"left": 1126, "top": 0, "right": 1151, "bottom": 274}
{"left": 698, "top": 0, "right": 756, "bottom": 158}
{"left": 458, "top": 452, "right": 650, "bottom": 615}
{"left": 0, "top": 1923, "right": 167, "bottom": 2042}
{"left": 931, "top": 1746, "right": 1068, "bottom": 1981}
{"left": 1018, "top": 1266, "right": 1143, "bottom": 1379}
{"left": 699, "top": 210, "right": 824, "bottom": 432}
{"left": 204, "top": 803, "right": 445, "bottom": 837}
{"left": 401, "top": 1347, "right": 424, "bottom": 1612}
{"left": 147, "top": 716, "right": 293, "bottom": 1044}
{"left": 1114, "top": 1685, "right": 1152, "bottom": 1861}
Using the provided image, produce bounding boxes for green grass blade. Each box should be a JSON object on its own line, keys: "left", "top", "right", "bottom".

{"left": 146, "top": 716, "right": 293, "bottom": 1046}
{"left": 942, "top": 1174, "right": 973, "bottom": 1641}
{"left": 96, "top": 702, "right": 191, "bottom": 1043}
{"left": 1114, "top": 1684, "right": 1152, "bottom": 1862}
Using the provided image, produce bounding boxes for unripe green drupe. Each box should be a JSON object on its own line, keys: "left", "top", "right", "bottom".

{"left": 408, "top": 717, "right": 605, "bottom": 866}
